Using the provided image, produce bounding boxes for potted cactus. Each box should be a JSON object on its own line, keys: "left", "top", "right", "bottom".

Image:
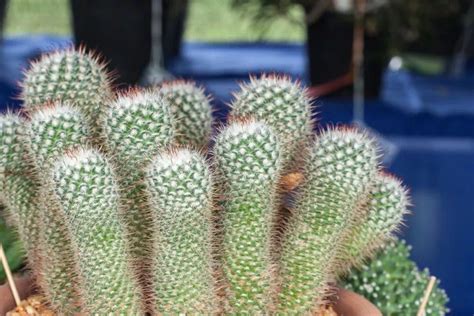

{"left": 0, "top": 49, "right": 414, "bottom": 315}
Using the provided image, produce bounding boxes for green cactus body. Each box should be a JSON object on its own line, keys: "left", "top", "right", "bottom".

{"left": 277, "top": 128, "right": 378, "bottom": 314}
{"left": 230, "top": 75, "right": 313, "bottom": 167}
{"left": 21, "top": 49, "right": 112, "bottom": 137}
{"left": 25, "top": 103, "right": 91, "bottom": 313}
{"left": 51, "top": 148, "right": 143, "bottom": 315}
{"left": 0, "top": 113, "right": 42, "bottom": 266}
{"left": 338, "top": 173, "right": 409, "bottom": 275}
{"left": 145, "top": 149, "right": 215, "bottom": 314}
{"left": 103, "top": 89, "right": 175, "bottom": 270}
{"left": 157, "top": 81, "right": 213, "bottom": 149}
{"left": 213, "top": 120, "right": 282, "bottom": 314}
{"left": 343, "top": 240, "right": 449, "bottom": 315}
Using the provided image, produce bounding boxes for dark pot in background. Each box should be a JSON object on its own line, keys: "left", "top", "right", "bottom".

{"left": 305, "top": 10, "right": 389, "bottom": 98}
{"left": 71, "top": 0, "right": 188, "bottom": 85}
{"left": 0, "top": 0, "right": 7, "bottom": 40}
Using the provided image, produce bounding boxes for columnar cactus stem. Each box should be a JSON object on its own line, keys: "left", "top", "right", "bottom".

{"left": 145, "top": 149, "right": 216, "bottom": 314}
{"left": 157, "top": 81, "right": 213, "bottom": 149}
{"left": 337, "top": 173, "right": 409, "bottom": 275}
{"left": 21, "top": 49, "right": 113, "bottom": 138}
{"left": 276, "top": 128, "right": 378, "bottom": 314}
{"left": 0, "top": 113, "right": 41, "bottom": 266}
{"left": 51, "top": 148, "right": 143, "bottom": 315}
{"left": 24, "top": 103, "right": 91, "bottom": 313}
{"left": 230, "top": 75, "right": 313, "bottom": 168}
{"left": 102, "top": 89, "right": 175, "bottom": 272}
{"left": 213, "top": 120, "right": 282, "bottom": 314}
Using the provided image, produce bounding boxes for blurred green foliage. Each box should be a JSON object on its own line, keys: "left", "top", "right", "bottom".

{"left": 0, "top": 215, "right": 25, "bottom": 284}
{"left": 4, "top": 0, "right": 304, "bottom": 41}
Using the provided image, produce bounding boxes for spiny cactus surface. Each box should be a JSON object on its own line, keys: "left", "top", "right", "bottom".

{"left": 343, "top": 240, "right": 449, "bottom": 316}
{"left": 157, "top": 81, "right": 213, "bottom": 148}
{"left": 21, "top": 49, "right": 112, "bottom": 137}
{"left": 277, "top": 128, "right": 378, "bottom": 314}
{"left": 230, "top": 75, "right": 313, "bottom": 167}
{"left": 214, "top": 120, "right": 282, "bottom": 314}
{"left": 51, "top": 148, "right": 142, "bottom": 315}
{"left": 338, "top": 172, "right": 409, "bottom": 275}
{"left": 146, "top": 149, "right": 215, "bottom": 314}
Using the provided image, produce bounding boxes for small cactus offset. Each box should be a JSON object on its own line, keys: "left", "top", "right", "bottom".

{"left": 50, "top": 148, "right": 143, "bottom": 315}
{"left": 230, "top": 75, "right": 313, "bottom": 167}
{"left": 21, "top": 49, "right": 113, "bottom": 138}
{"left": 337, "top": 172, "right": 410, "bottom": 275}
{"left": 276, "top": 128, "right": 379, "bottom": 314}
{"left": 343, "top": 240, "right": 449, "bottom": 315}
{"left": 213, "top": 120, "right": 282, "bottom": 314}
{"left": 0, "top": 48, "right": 439, "bottom": 315}
{"left": 145, "top": 148, "right": 216, "bottom": 314}
{"left": 156, "top": 81, "right": 213, "bottom": 149}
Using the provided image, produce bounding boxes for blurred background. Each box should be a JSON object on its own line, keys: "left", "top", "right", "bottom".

{"left": 0, "top": 0, "right": 473, "bottom": 314}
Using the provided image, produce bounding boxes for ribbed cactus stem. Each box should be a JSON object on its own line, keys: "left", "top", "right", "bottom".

{"left": 51, "top": 148, "right": 143, "bottom": 315}
{"left": 0, "top": 113, "right": 41, "bottom": 266}
{"left": 21, "top": 49, "right": 112, "bottom": 138}
{"left": 157, "top": 81, "right": 213, "bottom": 148}
{"left": 103, "top": 89, "right": 175, "bottom": 273}
{"left": 230, "top": 75, "right": 313, "bottom": 168}
{"left": 24, "top": 103, "right": 91, "bottom": 313}
{"left": 213, "top": 120, "right": 282, "bottom": 314}
{"left": 145, "top": 149, "right": 216, "bottom": 314}
{"left": 277, "top": 127, "right": 378, "bottom": 314}
{"left": 338, "top": 173, "right": 409, "bottom": 275}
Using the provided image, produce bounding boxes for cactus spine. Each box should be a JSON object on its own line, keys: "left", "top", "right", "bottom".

{"left": 338, "top": 173, "right": 409, "bottom": 275}
{"left": 102, "top": 89, "right": 175, "bottom": 277}
{"left": 145, "top": 149, "right": 216, "bottom": 314}
{"left": 157, "top": 81, "right": 213, "bottom": 149}
{"left": 276, "top": 128, "right": 378, "bottom": 313}
{"left": 50, "top": 148, "right": 143, "bottom": 315}
{"left": 230, "top": 75, "right": 313, "bottom": 167}
{"left": 21, "top": 49, "right": 112, "bottom": 138}
{"left": 214, "top": 120, "right": 282, "bottom": 313}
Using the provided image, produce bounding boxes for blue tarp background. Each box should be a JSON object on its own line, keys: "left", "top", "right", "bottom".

{"left": 1, "top": 36, "right": 473, "bottom": 314}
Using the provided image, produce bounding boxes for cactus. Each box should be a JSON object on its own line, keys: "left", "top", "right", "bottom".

{"left": 102, "top": 88, "right": 175, "bottom": 277}
{"left": 50, "top": 148, "right": 143, "bottom": 315}
{"left": 157, "top": 81, "right": 213, "bottom": 149}
{"left": 337, "top": 172, "right": 409, "bottom": 275}
{"left": 24, "top": 103, "right": 91, "bottom": 313}
{"left": 213, "top": 120, "right": 282, "bottom": 314}
{"left": 343, "top": 240, "right": 449, "bottom": 316}
{"left": 230, "top": 75, "right": 313, "bottom": 167}
{"left": 276, "top": 127, "right": 378, "bottom": 314}
{"left": 145, "top": 148, "right": 216, "bottom": 314}
{"left": 21, "top": 49, "right": 112, "bottom": 138}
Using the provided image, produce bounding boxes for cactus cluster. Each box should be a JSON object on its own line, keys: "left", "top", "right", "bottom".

{"left": 343, "top": 239, "right": 449, "bottom": 315}
{"left": 0, "top": 48, "right": 435, "bottom": 315}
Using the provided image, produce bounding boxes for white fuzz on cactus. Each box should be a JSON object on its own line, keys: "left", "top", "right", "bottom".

{"left": 213, "top": 119, "right": 282, "bottom": 314}
{"left": 230, "top": 75, "right": 313, "bottom": 167}
{"left": 338, "top": 172, "right": 410, "bottom": 275}
{"left": 276, "top": 127, "right": 379, "bottom": 314}
{"left": 21, "top": 49, "right": 112, "bottom": 137}
{"left": 51, "top": 148, "right": 143, "bottom": 315}
{"left": 103, "top": 88, "right": 175, "bottom": 274}
{"left": 0, "top": 113, "right": 27, "bottom": 180}
{"left": 157, "top": 81, "right": 213, "bottom": 148}
{"left": 145, "top": 148, "right": 216, "bottom": 314}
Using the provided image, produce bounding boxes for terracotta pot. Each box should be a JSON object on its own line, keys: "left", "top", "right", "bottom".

{"left": 0, "top": 276, "right": 380, "bottom": 315}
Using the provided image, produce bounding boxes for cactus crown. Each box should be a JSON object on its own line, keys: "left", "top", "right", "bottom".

{"left": 0, "top": 48, "right": 435, "bottom": 315}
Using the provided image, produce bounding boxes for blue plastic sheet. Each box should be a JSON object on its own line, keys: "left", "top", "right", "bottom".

{"left": 1, "top": 36, "right": 473, "bottom": 314}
